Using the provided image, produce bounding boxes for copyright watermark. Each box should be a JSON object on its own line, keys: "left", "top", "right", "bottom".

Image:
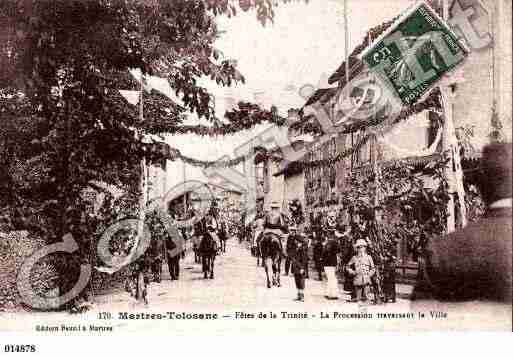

{"left": 17, "top": 180, "right": 214, "bottom": 309}
{"left": 202, "top": 0, "right": 491, "bottom": 221}
{"left": 15, "top": 0, "right": 492, "bottom": 310}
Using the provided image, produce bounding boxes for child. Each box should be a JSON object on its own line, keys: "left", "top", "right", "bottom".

{"left": 345, "top": 238, "right": 375, "bottom": 303}
{"left": 289, "top": 231, "right": 308, "bottom": 301}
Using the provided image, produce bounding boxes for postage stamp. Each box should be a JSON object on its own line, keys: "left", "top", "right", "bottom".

{"left": 0, "top": 0, "right": 511, "bottom": 351}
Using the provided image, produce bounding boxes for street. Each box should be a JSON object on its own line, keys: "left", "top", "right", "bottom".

{"left": 82, "top": 238, "right": 416, "bottom": 320}
{"left": 2, "top": 238, "right": 511, "bottom": 332}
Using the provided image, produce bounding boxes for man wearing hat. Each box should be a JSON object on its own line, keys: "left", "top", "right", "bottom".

{"left": 199, "top": 222, "right": 218, "bottom": 279}
{"left": 263, "top": 201, "right": 288, "bottom": 255}
{"left": 284, "top": 225, "right": 299, "bottom": 276}
{"left": 286, "top": 226, "right": 309, "bottom": 301}
{"left": 345, "top": 238, "right": 375, "bottom": 303}
{"left": 412, "top": 143, "right": 512, "bottom": 304}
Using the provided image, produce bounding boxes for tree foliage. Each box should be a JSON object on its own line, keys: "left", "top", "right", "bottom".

{"left": 0, "top": 0, "right": 307, "bottom": 308}
{"left": 340, "top": 153, "right": 450, "bottom": 263}
{"left": 0, "top": 0, "right": 307, "bottom": 229}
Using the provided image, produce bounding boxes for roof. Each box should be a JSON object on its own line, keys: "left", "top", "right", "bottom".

{"left": 328, "top": 56, "right": 365, "bottom": 85}
{"left": 273, "top": 154, "right": 307, "bottom": 177}
{"left": 274, "top": 149, "right": 483, "bottom": 179}
{"left": 254, "top": 140, "right": 306, "bottom": 164}
{"left": 304, "top": 87, "right": 338, "bottom": 107}
{"left": 207, "top": 182, "right": 243, "bottom": 195}
{"left": 327, "top": 0, "right": 442, "bottom": 85}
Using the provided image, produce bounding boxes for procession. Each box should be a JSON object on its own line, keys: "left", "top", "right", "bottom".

{"left": 1, "top": 0, "right": 512, "bottom": 334}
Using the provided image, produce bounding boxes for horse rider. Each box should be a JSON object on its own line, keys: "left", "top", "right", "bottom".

{"left": 192, "top": 214, "right": 205, "bottom": 263}
{"left": 253, "top": 213, "right": 265, "bottom": 259}
{"left": 200, "top": 223, "right": 219, "bottom": 279}
{"left": 218, "top": 217, "right": 228, "bottom": 254}
{"left": 263, "top": 201, "right": 288, "bottom": 256}
{"left": 205, "top": 214, "right": 221, "bottom": 253}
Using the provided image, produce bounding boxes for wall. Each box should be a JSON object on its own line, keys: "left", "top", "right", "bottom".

{"left": 378, "top": 112, "right": 433, "bottom": 160}
{"left": 263, "top": 161, "right": 285, "bottom": 211}
{"left": 283, "top": 172, "right": 306, "bottom": 211}
{"left": 451, "top": 0, "right": 512, "bottom": 147}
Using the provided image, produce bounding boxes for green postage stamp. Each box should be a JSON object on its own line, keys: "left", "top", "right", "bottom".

{"left": 361, "top": 1, "right": 469, "bottom": 106}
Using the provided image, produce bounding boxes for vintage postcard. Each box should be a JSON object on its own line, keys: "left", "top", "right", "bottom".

{"left": 0, "top": 0, "right": 512, "bottom": 348}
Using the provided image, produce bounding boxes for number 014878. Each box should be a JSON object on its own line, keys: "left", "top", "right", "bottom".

{"left": 4, "top": 345, "right": 36, "bottom": 353}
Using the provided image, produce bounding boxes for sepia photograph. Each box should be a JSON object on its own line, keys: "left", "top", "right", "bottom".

{"left": 0, "top": 0, "right": 512, "bottom": 348}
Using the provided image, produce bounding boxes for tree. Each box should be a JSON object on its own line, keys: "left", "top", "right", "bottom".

{"left": 0, "top": 0, "right": 307, "bottom": 309}
{"left": 339, "top": 154, "right": 450, "bottom": 300}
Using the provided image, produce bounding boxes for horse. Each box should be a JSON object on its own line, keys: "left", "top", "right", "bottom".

{"left": 192, "top": 235, "right": 202, "bottom": 263}
{"left": 252, "top": 230, "right": 264, "bottom": 267}
{"left": 260, "top": 231, "right": 284, "bottom": 288}
{"left": 192, "top": 216, "right": 206, "bottom": 263}
{"left": 218, "top": 221, "right": 228, "bottom": 253}
{"left": 199, "top": 231, "right": 218, "bottom": 279}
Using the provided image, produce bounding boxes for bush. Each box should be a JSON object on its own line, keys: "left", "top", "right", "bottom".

{"left": 0, "top": 231, "right": 59, "bottom": 312}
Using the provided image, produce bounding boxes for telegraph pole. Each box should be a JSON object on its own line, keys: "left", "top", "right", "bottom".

{"left": 137, "top": 77, "right": 148, "bottom": 257}
{"left": 344, "top": 0, "right": 349, "bottom": 86}
{"left": 440, "top": 0, "right": 467, "bottom": 233}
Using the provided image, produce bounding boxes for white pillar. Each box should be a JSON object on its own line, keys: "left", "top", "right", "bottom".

{"left": 440, "top": 87, "right": 467, "bottom": 233}
{"left": 440, "top": 0, "right": 467, "bottom": 233}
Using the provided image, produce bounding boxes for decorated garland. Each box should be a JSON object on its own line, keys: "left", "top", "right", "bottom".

{"left": 285, "top": 88, "right": 442, "bottom": 171}
{"left": 167, "top": 102, "right": 285, "bottom": 137}
{"left": 176, "top": 152, "right": 247, "bottom": 168}
{"left": 140, "top": 1, "right": 445, "bottom": 170}
{"left": 163, "top": 88, "right": 442, "bottom": 170}
{"left": 164, "top": 144, "right": 282, "bottom": 169}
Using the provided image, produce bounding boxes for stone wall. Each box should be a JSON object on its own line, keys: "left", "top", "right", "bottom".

{"left": 451, "top": 0, "right": 512, "bottom": 146}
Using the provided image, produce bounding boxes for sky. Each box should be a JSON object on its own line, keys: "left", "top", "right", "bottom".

{"left": 164, "top": 0, "right": 414, "bottom": 189}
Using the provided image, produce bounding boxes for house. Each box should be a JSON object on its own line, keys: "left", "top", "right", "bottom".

{"left": 293, "top": 0, "right": 511, "bottom": 209}
{"left": 274, "top": 158, "right": 306, "bottom": 214}
{"left": 327, "top": 0, "right": 512, "bottom": 148}
{"left": 254, "top": 109, "right": 310, "bottom": 213}
{"left": 265, "top": 0, "right": 510, "bottom": 278}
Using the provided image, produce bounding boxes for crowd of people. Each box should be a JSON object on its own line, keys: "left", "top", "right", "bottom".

{"left": 245, "top": 143, "right": 512, "bottom": 306}
{"left": 124, "top": 204, "right": 232, "bottom": 303}
{"left": 246, "top": 201, "right": 403, "bottom": 304}
{"left": 125, "top": 142, "right": 511, "bottom": 307}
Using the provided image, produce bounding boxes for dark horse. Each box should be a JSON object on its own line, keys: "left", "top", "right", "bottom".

{"left": 253, "top": 231, "right": 264, "bottom": 267}
{"left": 199, "top": 231, "right": 218, "bottom": 279}
{"left": 260, "top": 232, "right": 283, "bottom": 288}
